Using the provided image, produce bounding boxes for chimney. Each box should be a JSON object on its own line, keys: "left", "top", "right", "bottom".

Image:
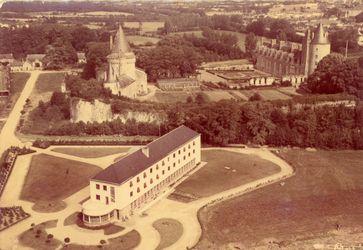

{"left": 110, "top": 34, "right": 113, "bottom": 51}
{"left": 141, "top": 146, "right": 149, "bottom": 158}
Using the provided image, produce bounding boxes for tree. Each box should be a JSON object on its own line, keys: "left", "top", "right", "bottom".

{"left": 307, "top": 53, "right": 360, "bottom": 96}
{"left": 82, "top": 42, "right": 109, "bottom": 80}
{"left": 245, "top": 32, "right": 258, "bottom": 57}
{"left": 246, "top": 19, "right": 266, "bottom": 36}
{"left": 43, "top": 38, "right": 77, "bottom": 70}
{"left": 329, "top": 28, "right": 360, "bottom": 54}
{"left": 195, "top": 93, "right": 207, "bottom": 104}
{"left": 249, "top": 92, "right": 263, "bottom": 101}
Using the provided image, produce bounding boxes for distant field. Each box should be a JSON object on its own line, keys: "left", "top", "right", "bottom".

{"left": 51, "top": 146, "right": 130, "bottom": 158}
{"left": 34, "top": 72, "right": 65, "bottom": 94}
{"left": 174, "top": 149, "right": 280, "bottom": 199}
{"left": 196, "top": 149, "right": 363, "bottom": 249}
{"left": 124, "top": 21, "right": 164, "bottom": 32}
{"left": 151, "top": 91, "right": 195, "bottom": 103}
{"left": 127, "top": 35, "right": 160, "bottom": 45}
{"left": 203, "top": 91, "right": 236, "bottom": 102}
{"left": 20, "top": 154, "right": 101, "bottom": 202}
{"left": 256, "top": 89, "right": 291, "bottom": 100}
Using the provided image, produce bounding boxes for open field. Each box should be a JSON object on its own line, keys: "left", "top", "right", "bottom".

{"left": 203, "top": 91, "right": 236, "bottom": 102}
{"left": 153, "top": 218, "right": 183, "bottom": 250}
{"left": 174, "top": 149, "right": 280, "bottom": 199}
{"left": 256, "top": 89, "right": 291, "bottom": 100}
{"left": 20, "top": 154, "right": 101, "bottom": 203}
{"left": 51, "top": 146, "right": 130, "bottom": 158}
{"left": 34, "top": 72, "right": 65, "bottom": 94}
{"left": 151, "top": 91, "right": 197, "bottom": 103}
{"left": 127, "top": 35, "right": 160, "bottom": 45}
{"left": 124, "top": 21, "right": 164, "bottom": 32}
{"left": 195, "top": 149, "right": 363, "bottom": 249}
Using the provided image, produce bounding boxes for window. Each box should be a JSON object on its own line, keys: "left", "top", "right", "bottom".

{"left": 150, "top": 178, "right": 153, "bottom": 184}
{"left": 156, "top": 164, "right": 159, "bottom": 170}
{"left": 168, "top": 166, "right": 170, "bottom": 171}
{"left": 193, "top": 141, "right": 195, "bottom": 146}
{"left": 96, "top": 184, "right": 100, "bottom": 189}
{"left": 144, "top": 183, "right": 147, "bottom": 188}
{"left": 178, "top": 150, "right": 181, "bottom": 155}
{"left": 150, "top": 168, "right": 153, "bottom": 173}
{"left": 188, "top": 144, "right": 191, "bottom": 149}
{"left": 130, "top": 191, "right": 133, "bottom": 197}
{"left": 96, "top": 195, "right": 100, "bottom": 200}
{"left": 188, "top": 153, "right": 190, "bottom": 157}
{"left": 143, "top": 173, "right": 147, "bottom": 178}
{"left": 183, "top": 147, "right": 186, "bottom": 152}
{"left": 137, "top": 187, "right": 140, "bottom": 193}
{"left": 103, "top": 185, "right": 107, "bottom": 191}
{"left": 130, "top": 181, "right": 133, "bottom": 187}
{"left": 137, "top": 177, "right": 140, "bottom": 182}
{"left": 183, "top": 156, "right": 186, "bottom": 160}
{"left": 173, "top": 163, "right": 176, "bottom": 167}
{"left": 156, "top": 174, "right": 159, "bottom": 179}
{"left": 162, "top": 170, "right": 165, "bottom": 175}
{"left": 162, "top": 161, "right": 165, "bottom": 166}
{"left": 173, "top": 153, "right": 175, "bottom": 158}
{"left": 193, "top": 149, "right": 195, "bottom": 153}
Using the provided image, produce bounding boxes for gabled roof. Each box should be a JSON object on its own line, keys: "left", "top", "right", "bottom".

{"left": 26, "top": 54, "right": 45, "bottom": 62}
{"left": 92, "top": 126, "right": 200, "bottom": 185}
{"left": 117, "top": 74, "right": 135, "bottom": 88}
{"left": 0, "top": 54, "right": 14, "bottom": 60}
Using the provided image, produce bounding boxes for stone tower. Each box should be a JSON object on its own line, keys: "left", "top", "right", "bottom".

{"left": 302, "top": 29, "right": 312, "bottom": 76}
{"left": 308, "top": 22, "right": 331, "bottom": 75}
{"left": 107, "top": 25, "right": 136, "bottom": 82}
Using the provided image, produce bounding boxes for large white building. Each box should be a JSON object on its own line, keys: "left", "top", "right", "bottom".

{"left": 82, "top": 126, "right": 201, "bottom": 226}
{"left": 104, "top": 25, "right": 148, "bottom": 99}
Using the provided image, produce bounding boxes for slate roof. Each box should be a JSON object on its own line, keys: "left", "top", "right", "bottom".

{"left": 92, "top": 126, "right": 200, "bottom": 185}
{"left": 26, "top": 54, "right": 45, "bottom": 62}
{"left": 0, "top": 54, "right": 14, "bottom": 60}
{"left": 312, "top": 22, "right": 329, "bottom": 44}
{"left": 117, "top": 74, "right": 135, "bottom": 88}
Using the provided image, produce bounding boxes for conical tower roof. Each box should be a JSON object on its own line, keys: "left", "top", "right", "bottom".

{"left": 111, "top": 25, "right": 131, "bottom": 54}
{"left": 312, "top": 22, "right": 329, "bottom": 44}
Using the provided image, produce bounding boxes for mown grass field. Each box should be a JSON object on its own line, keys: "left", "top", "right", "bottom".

{"left": 195, "top": 149, "right": 363, "bottom": 249}
{"left": 127, "top": 35, "right": 160, "bottom": 45}
{"left": 34, "top": 72, "right": 65, "bottom": 94}
{"left": 174, "top": 149, "right": 280, "bottom": 199}
{"left": 20, "top": 154, "right": 101, "bottom": 202}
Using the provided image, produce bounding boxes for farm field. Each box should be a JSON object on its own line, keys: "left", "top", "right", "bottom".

{"left": 256, "top": 89, "right": 291, "bottom": 100}
{"left": 277, "top": 86, "right": 300, "bottom": 96}
{"left": 174, "top": 149, "right": 280, "bottom": 199}
{"left": 124, "top": 21, "right": 164, "bottom": 32}
{"left": 195, "top": 149, "right": 363, "bottom": 249}
{"left": 51, "top": 146, "right": 131, "bottom": 158}
{"left": 20, "top": 154, "right": 101, "bottom": 203}
{"left": 127, "top": 35, "right": 160, "bottom": 45}
{"left": 203, "top": 91, "right": 236, "bottom": 102}
{"left": 151, "top": 91, "right": 196, "bottom": 103}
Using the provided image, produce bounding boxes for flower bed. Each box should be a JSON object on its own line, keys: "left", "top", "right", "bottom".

{"left": 0, "top": 206, "right": 30, "bottom": 231}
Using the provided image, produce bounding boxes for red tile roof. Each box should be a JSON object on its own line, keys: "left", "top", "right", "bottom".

{"left": 92, "top": 125, "right": 200, "bottom": 185}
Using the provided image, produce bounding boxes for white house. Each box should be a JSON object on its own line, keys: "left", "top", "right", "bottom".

{"left": 23, "top": 54, "right": 45, "bottom": 70}
{"left": 82, "top": 125, "right": 201, "bottom": 226}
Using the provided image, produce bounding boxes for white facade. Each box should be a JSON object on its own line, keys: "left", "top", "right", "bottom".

{"left": 82, "top": 127, "right": 201, "bottom": 226}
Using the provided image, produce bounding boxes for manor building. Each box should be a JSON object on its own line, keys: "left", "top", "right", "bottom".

{"left": 104, "top": 25, "right": 148, "bottom": 99}
{"left": 255, "top": 23, "right": 331, "bottom": 85}
{"left": 82, "top": 126, "right": 201, "bottom": 226}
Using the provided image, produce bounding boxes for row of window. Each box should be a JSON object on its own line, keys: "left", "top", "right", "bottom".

{"left": 96, "top": 184, "right": 107, "bottom": 191}
{"left": 129, "top": 143, "right": 196, "bottom": 188}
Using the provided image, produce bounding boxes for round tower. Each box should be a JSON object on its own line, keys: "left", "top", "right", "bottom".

{"left": 308, "top": 23, "right": 331, "bottom": 75}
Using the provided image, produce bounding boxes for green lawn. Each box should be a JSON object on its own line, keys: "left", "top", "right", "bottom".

{"left": 51, "top": 147, "right": 130, "bottom": 158}
{"left": 196, "top": 150, "right": 363, "bottom": 249}
{"left": 34, "top": 72, "right": 65, "bottom": 93}
{"left": 174, "top": 149, "right": 280, "bottom": 199}
{"left": 20, "top": 154, "right": 102, "bottom": 202}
